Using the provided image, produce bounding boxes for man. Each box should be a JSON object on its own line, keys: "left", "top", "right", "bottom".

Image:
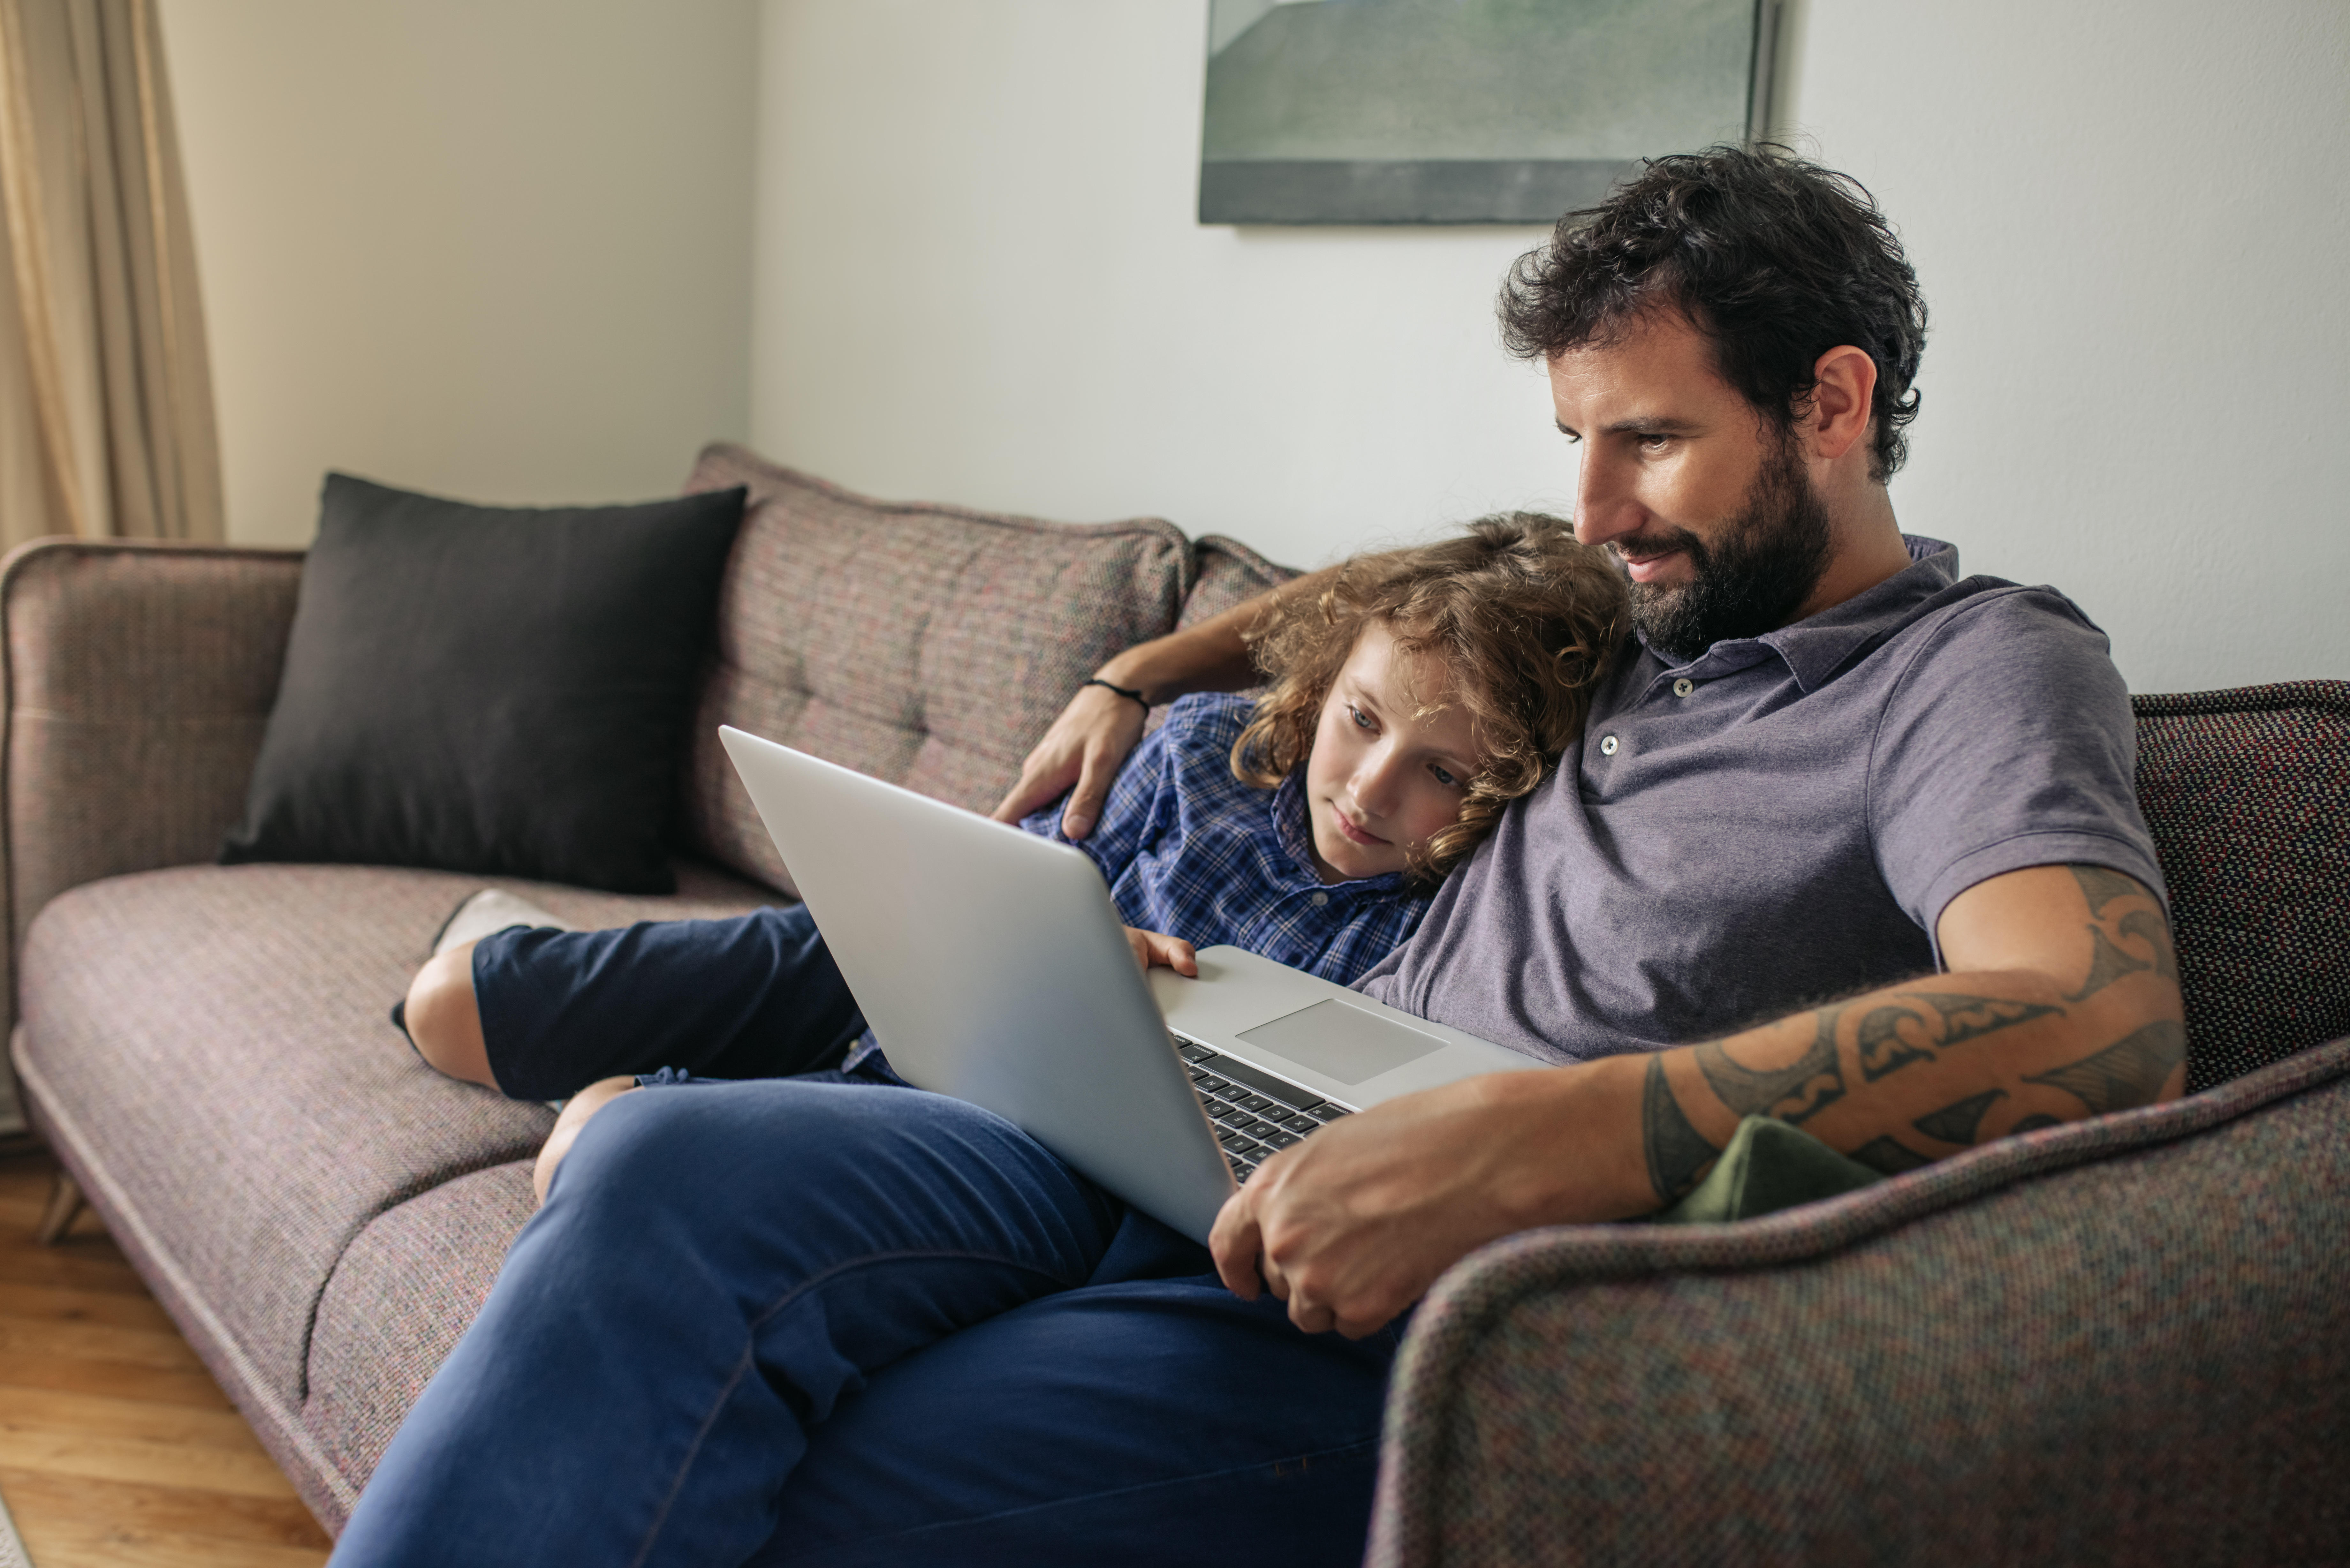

{"left": 1015, "top": 147, "right": 2185, "bottom": 1339}
{"left": 331, "top": 147, "right": 2180, "bottom": 1567}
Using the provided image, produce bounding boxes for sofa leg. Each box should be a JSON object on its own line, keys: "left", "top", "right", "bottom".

{"left": 35, "top": 1170, "right": 84, "bottom": 1246}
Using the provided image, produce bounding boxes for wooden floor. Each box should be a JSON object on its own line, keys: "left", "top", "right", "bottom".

{"left": 0, "top": 1150, "right": 332, "bottom": 1567}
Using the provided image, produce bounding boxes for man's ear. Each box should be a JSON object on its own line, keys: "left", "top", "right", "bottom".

{"left": 1803, "top": 345, "right": 1878, "bottom": 464}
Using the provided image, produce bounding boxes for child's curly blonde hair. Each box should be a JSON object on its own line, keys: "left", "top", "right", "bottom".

{"left": 1231, "top": 512, "right": 1626, "bottom": 883}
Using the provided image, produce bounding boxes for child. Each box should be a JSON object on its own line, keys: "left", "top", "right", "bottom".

{"left": 1020, "top": 510, "right": 1624, "bottom": 984}
{"left": 397, "top": 513, "right": 1624, "bottom": 1194}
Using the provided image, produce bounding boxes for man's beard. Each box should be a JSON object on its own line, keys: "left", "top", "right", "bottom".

{"left": 1620, "top": 435, "right": 1834, "bottom": 663}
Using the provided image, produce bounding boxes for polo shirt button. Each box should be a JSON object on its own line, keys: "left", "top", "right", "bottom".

{"left": 1310, "top": 891, "right": 1329, "bottom": 907}
{"left": 1672, "top": 678, "right": 1694, "bottom": 697}
{"left": 1598, "top": 734, "right": 1619, "bottom": 756}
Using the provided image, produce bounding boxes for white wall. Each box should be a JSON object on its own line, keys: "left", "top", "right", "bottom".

{"left": 751, "top": 0, "right": 2350, "bottom": 693}
{"left": 752, "top": 1, "right": 1570, "bottom": 570}
{"left": 159, "top": 0, "right": 759, "bottom": 547}
{"left": 1780, "top": 0, "right": 2350, "bottom": 690}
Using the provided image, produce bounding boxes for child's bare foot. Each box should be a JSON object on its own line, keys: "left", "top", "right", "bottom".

{"left": 534, "top": 1076, "right": 639, "bottom": 1204}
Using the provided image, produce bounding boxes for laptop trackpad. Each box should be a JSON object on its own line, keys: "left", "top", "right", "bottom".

{"left": 1237, "top": 999, "right": 1444, "bottom": 1085}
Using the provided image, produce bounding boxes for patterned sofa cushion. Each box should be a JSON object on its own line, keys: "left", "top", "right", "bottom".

{"left": 677, "top": 444, "right": 1194, "bottom": 894}
{"left": 0, "top": 540, "right": 305, "bottom": 1042}
{"left": 12, "top": 859, "right": 779, "bottom": 1526}
{"left": 304, "top": 1160, "right": 541, "bottom": 1527}
{"left": 2130, "top": 680, "right": 2350, "bottom": 1090}
{"left": 1124, "top": 533, "right": 1306, "bottom": 742}
{"left": 1179, "top": 533, "right": 1299, "bottom": 632}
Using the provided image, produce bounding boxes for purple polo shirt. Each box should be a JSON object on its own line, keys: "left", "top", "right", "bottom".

{"left": 1353, "top": 536, "right": 2167, "bottom": 1065}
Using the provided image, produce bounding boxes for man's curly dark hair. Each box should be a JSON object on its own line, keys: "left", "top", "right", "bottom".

{"left": 1499, "top": 144, "right": 1928, "bottom": 482}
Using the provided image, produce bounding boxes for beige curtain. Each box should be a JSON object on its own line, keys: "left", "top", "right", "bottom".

{"left": 0, "top": 0, "right": 221, "bottom": 548}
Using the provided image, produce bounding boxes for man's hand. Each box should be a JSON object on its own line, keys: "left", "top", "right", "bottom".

{"left": 993, "top": 682, "right": 1148, "bottom": 840}
{"left": 1208, "top": 1060, "right": 1652, "bottom": 1338}
{"left": 1124, "top": 927, "right": 1198, "bottom": 977}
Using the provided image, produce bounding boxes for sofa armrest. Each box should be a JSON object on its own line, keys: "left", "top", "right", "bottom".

{"left": 1369, "top": 1035, "right": 2350, "bottom": 1567}
{"left": 1, "top": 539, "right": 304, "bottom": 1033}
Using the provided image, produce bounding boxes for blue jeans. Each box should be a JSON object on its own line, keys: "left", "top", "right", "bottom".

{"left": 331, "top": 1073, "right": 1402, "bottom": 1566}
{"left": 469, "top": 904, "right": 871, "bottom": 1099}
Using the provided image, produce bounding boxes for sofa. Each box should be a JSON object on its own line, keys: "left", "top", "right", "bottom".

{"left": 11, "top": 441, "right": 2347, "bottom": 1563}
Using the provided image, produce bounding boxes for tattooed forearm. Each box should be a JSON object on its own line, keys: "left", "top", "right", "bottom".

{"left": 2070, "top": 865, "right": 2142, "bottom": 917}
{"left": 1856, "top": 992, "right": 2064, "bottom": 1081}
{"left": 1694, "top": 1008, "right": 1846, "bottom": 1125}
{"left": 1921, "top": 992, "right": 2067, "bottom": 1046}
{"left": 1642, "top": 1055, "right": 1720, "bottom": 1203}
{"left": 2065, "top": 923, "right": 2153, "bottom": 1001}
{"left": 1911, "top": 1088, "right": 2008, "bottom": 1145}
{"left": 1850, "top": 1135, "right": 1935, "bottom": 1174}
{"left": 1854, "top": 1002, "right": 1934, "bottom": 1080}
{"left": 2024, "top": 1020, "right": 2186, "bottom": 1115}
{"left": 2117, "top": 909, "right": 2181, "bottom": 982}
{"left": 2067, "top": 876, "right": 2181, "bottom": 1001}
{"left": 1625, "top": 865, "right": 2184, "bottom": 1209}
{"left": 2066, "top": 865, "right": 2181, "bottom": 997}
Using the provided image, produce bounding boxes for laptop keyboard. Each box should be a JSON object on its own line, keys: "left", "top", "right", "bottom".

{"left": 1172, "top": 1036, "right": 1355, "bottom": 1183}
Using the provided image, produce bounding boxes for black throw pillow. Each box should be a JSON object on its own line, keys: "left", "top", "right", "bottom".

{"left": 220, "top": 473, "right": 747, "bottom": 893}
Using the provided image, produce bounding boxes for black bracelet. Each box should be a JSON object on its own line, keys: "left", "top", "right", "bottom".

{"left": 1083, "top": 676, "right": 1150, "bottom": 711}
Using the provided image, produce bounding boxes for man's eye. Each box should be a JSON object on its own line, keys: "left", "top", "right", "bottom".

{"left": 1638, "top": 432, "right": 1673, "bottom": 451}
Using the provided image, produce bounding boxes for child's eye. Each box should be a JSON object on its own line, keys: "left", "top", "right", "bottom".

{"left": 1348, "top": 704, "right": 1375, "bottom": 731}
{"left": 1430, "top": 763, "right": 1460, "bottom": 788}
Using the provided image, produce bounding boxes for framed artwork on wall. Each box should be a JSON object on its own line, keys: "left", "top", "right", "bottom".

{"left": 1200, "top": 0, "right": 1781, "bottom": 225}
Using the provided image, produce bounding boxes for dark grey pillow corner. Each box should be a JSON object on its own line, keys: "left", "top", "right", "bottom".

{"left": 221, "top": 473, "right": 748, "bottom": 893}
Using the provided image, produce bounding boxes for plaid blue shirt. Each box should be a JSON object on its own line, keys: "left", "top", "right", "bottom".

{"left": 1020, "top": 693, "right": 1430, "bottom": 986}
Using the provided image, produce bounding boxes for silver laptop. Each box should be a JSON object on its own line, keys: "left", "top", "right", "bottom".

{"left": 718, "top": 725, "right": 1540, "bottom": 1243}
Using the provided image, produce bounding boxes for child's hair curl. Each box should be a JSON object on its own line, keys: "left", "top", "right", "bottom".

{"left": 1230, "top": 512, "right": 1626, "bottom": 883}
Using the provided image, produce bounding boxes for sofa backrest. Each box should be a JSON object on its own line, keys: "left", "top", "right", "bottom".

{"left": 2132, "top": 679, "right": 2350, "bottom": 1091}
{"left": 1179, "top": 533, "right": 1299, "bottom": 633}
{"left": 676, "top": 443, "right": 1202, "bottom": 895}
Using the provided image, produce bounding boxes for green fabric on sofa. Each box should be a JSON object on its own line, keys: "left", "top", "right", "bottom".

{"left": 1651, "top": 1115, "right": 1883, "bottom": 1224}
